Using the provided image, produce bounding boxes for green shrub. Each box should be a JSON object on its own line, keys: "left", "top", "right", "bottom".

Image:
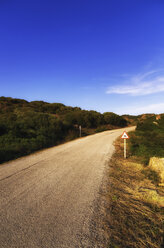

{"left": 129, "top": 116, "right": 164, "bottom": 163}
{"left": 0, "top": 96, "right": 128, "bottom": 163}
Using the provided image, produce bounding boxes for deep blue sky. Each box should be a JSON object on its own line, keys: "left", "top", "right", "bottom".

{"left": 1, "top": 0, "right": 164, "bottom": 114}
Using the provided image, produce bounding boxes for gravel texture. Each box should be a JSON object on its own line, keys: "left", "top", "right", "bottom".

{"left": 0, "top": 127, "right": 135, "bottom": 248}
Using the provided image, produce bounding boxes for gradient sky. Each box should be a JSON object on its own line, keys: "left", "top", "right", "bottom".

{"left": 1, "top": 0, "right": 164, "bottom": 115}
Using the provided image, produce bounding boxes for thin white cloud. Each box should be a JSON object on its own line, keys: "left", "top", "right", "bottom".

{"left": 106, "top": 70, "right": 164, "bottom": 96}
{"left": 117, "top": 102, "right": 164, "bottom": 115}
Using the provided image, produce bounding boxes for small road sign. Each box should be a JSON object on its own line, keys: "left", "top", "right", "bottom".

{"left": 121, "top": 131, "right": 129, "bottom": 159}
{"left": 121, "top": 131, "right": 129, "bottom": 139}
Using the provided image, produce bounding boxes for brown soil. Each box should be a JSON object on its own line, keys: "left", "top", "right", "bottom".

{"left": 104, "top": 138, "right": 164, "bottom": 248}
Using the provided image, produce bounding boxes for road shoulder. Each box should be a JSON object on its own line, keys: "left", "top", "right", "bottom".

{"left": 102, "top": 137, "right": 164, "bottom": 248}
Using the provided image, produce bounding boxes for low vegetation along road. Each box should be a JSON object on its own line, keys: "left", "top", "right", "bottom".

{"left": 0, "top": 127, "right": 135, "bottom": 248}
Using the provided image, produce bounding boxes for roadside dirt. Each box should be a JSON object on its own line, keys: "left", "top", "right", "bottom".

{"left": 104, "top": 138, "right": 164, "bottom": 248}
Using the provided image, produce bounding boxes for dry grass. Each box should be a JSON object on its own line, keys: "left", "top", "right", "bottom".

{"left": 105, "top": 138, "right": 164, "bottom": 248}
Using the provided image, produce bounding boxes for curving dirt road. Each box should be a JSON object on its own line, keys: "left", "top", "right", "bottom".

{"left": 0, "top": 127, "right": 135, "bottom": 248}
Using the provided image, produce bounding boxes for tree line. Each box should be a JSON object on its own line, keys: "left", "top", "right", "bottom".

{"left": 0, "top": 97, "right": 127, "bottom": 163}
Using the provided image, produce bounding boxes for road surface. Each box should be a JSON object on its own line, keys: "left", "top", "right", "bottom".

{"left": 0, "top": 127, "right": 135, "bottom": 248}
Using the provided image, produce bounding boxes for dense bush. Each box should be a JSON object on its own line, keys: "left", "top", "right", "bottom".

{"left": 103, "top": 112, "right": 127, "bottom": 127}
{"left": 0, "top": 97, "right": 127, "bottom": 163}
{"left": 0, "top": 110, "right": 71, "bottom": 163}
{"left": 129, "top": 115, "right": 164, "bottom": 164}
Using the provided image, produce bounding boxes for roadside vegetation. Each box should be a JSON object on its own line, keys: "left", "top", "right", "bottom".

{"left": 0, "top": 96, "right": 127, "bottom": 164}
{"left": 106, "top": 137, "right": 164, "bottom": 248}
{"left": 105, "top": 115, "right": 164, "bottom": 248}
{"left": 129, "top": 114, "right": 164, "bottom": 164}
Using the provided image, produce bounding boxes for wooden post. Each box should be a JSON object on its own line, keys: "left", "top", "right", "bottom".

{"left": 79, "top": 125, "right": 81, "bottom": 137}
{"left": 124, "top": 139, "right": 126, "bottom": 159}
{"left": 121, "top": 131, "right": 129, "bottom": 159}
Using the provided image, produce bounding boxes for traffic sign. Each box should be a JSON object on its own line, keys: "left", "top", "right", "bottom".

{"left": 121, "top": 131, "right": 129, "bottom": 139}
{"left": 121, "top": 131, "right": 129, "bottom": 159}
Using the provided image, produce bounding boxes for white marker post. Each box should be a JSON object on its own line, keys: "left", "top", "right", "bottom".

{"left": 121, "top": 131, "right": 129, "bottom": 159}
{"left": 79, "top": 125, "right": 81, "bottom": 137}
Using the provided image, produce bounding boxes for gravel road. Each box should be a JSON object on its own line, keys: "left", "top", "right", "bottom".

{"left": 0, "top": 127, "right": 135, "bottom": 248}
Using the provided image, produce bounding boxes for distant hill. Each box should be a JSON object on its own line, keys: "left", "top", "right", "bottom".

{"left": 122, "top": 115, "right": 139, "bottom": 125}
{"left": 0, "top": 96, "right": 127, "bottom": 163}
{"left": 122, "top": 113, "right": 164, "bottom": 126}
